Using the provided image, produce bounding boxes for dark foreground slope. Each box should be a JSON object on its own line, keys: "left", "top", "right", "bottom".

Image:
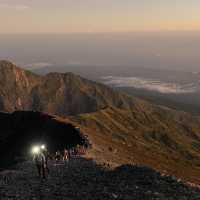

{"left": 0, "top": 111, "right": 87, "bottom": 168}
{"left": 1, "top": 158, "right": 200, "bottom": 200}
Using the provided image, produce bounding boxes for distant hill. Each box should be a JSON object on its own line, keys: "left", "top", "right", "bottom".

{"left": 117, "top": 87, "right": 200, "bottom": 115}
{"left": 1, "top": 60, "right": 200, "bottom": 184}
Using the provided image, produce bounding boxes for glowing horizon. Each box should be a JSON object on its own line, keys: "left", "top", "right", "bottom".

{"left": 0, "top": 0, "right": 200, "bottom": 33}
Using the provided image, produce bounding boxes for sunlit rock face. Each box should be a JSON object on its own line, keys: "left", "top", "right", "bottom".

{"left": 0, "top": 61, "right": 135, "bottom": 115}
{"left": 0, "top": 61, "right": 41, "bottom": 111}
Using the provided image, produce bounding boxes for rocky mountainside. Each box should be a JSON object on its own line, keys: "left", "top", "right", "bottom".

{"left": 1, "top": 158, "right": 200, "bottom": 200}
{"left": 1, "top": 61, "right": 200, "bottom": 185}
{"left": 0, "top": 61, "right": 134, "bottom": 115}
{"left": 68, "top": 107, "right": 200, "bottom": 184}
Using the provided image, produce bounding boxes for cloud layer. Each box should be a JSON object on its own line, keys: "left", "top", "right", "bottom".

{"left": 26, "top": 62, "right": 53, "bottom": 69}
{"left": 0, "top": 3, "right": 29, "bottom": 11}
{"left": 102, "top": 76, "right": 197, "bottom": 94}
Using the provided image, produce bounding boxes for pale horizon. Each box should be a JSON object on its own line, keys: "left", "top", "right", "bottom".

{"left": 0, "top": 0, "right": 200, "bottom": 33}
{"left": 1, "top": 30, "right": 200, "bottom": 35}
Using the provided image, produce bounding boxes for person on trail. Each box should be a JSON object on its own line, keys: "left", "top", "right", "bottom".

{"left": 55, "top": 151, "right": 61, "bottom": 163}
{"left": 70, "top": 147, "right": 75, "bottom": 157}
{"left": 63, "top": 149, "right": 68, "bottom": 161}
{"left": 41, "top": 147, "right": 50, "bottom": 176}
{"left": 68, "top": 148, "right": 71, "bottom": 160}
{"left": 33, "top": 151, "right": 46, "bottom": 179}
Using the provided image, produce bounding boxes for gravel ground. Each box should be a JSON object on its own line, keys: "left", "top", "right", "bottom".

{"left": 0, "top": 157, "right": 200, "bottom": 200}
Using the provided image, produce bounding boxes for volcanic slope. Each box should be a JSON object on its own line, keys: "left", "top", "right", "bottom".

{"left": 1, "top": 61, "right": 200, "bottom": 184}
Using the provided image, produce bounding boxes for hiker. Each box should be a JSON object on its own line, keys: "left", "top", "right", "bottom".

{"left": 33, "top": 151, "right": 46, "bottom": 179}
{"left": 55, "top": 151, "right": 61, "bottom": 163}
{"left": 63, "top": 149, "right": 69, "bottom": 164}
{"left": 70, "top": 148, "right": 74, "bottom": 157}
{"left": 41, "top": 146, "right": 50, "bottom": 176}
{"left": 68, "top": 148, "right": 71, "bottom": 160}
{"left": 63, "top": 149, "right": 68, "bottom": 161}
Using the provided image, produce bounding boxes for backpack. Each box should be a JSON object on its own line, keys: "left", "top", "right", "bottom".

{"left": 34, "top": 153, "right": 45, "bottom": 165}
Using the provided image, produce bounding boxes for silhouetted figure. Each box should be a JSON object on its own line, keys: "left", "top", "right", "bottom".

{"left": 70, "top": 148, "right": 75, "bottom": 158}
{"left": 68, "top": 148, "right": 71, "bottom": 160}
{"left": 55, "top": 151, "right": 61, "bottom": 163}
{"left": 63, "top": 149, "right": 68, "bottom": 161}
{"left": 34, "top": 152, "right": 46, "bottom": 179}
{"left": 41, "top": 148, "right": 50, "bottom": 176}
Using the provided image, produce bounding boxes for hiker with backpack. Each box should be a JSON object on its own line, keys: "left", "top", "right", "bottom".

{"left": 41, "top": 145, "right": 50, "bottom": 176}
{"left": 33, "top": 149, "right": 46, "bottom": 179}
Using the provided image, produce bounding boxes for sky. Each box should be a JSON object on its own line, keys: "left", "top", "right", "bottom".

{"left": 0, "top": 0, "right": 200, "bottom": 33}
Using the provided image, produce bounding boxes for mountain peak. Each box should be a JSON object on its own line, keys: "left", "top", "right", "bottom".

{"left": 0, "top": 60, "right": 30, "bottom": 75}
{"left": 0, "top": 61, "right": 135, "bottom": 115}
{"left": 0, "top": 60, "right": 15, "bottom": 66}
{"left": 0, "top": 60, "right": 18, "bottom": 69}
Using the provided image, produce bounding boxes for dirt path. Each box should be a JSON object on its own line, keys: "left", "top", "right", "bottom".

{"left": 0, "top": 157, "right": 200, "bottom": 200}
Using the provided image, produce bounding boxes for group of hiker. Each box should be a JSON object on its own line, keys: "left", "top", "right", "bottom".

{"left": 33, "top": 145, "right": 85, "bottom": 179}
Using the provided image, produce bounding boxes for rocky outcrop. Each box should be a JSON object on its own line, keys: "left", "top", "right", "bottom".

{"left": 0, "top": 61, "right": 135, "bottom": 115}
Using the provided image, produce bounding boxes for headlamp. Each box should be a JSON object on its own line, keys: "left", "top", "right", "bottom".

{"left": 41, "top": 145, "right": 46, "bottom": 150}
{"left": 32, "top": 146, "right": 40, "bottom": 154}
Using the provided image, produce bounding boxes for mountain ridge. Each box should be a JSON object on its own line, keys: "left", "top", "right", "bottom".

{"left": 0, "top": 60, "right": 136, "bottom": 115}
{"left": 1, "top": 61, "right": 200, "bottom": 184}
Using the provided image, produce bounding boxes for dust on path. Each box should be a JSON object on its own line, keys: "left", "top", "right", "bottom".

{"left": 0, "top": 157, "right": 200, "bottom": 200}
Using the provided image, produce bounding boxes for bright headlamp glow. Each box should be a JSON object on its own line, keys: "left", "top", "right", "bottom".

{"left": 32, "top": 146, "right": 40, "bottom": 154}
{"left": 41, "top": 145, "right": 46, "bottom": 150}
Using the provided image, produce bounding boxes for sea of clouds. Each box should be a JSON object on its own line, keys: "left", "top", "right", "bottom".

{"left": 102, "top": 76, "right": 198, "bottom": 94}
